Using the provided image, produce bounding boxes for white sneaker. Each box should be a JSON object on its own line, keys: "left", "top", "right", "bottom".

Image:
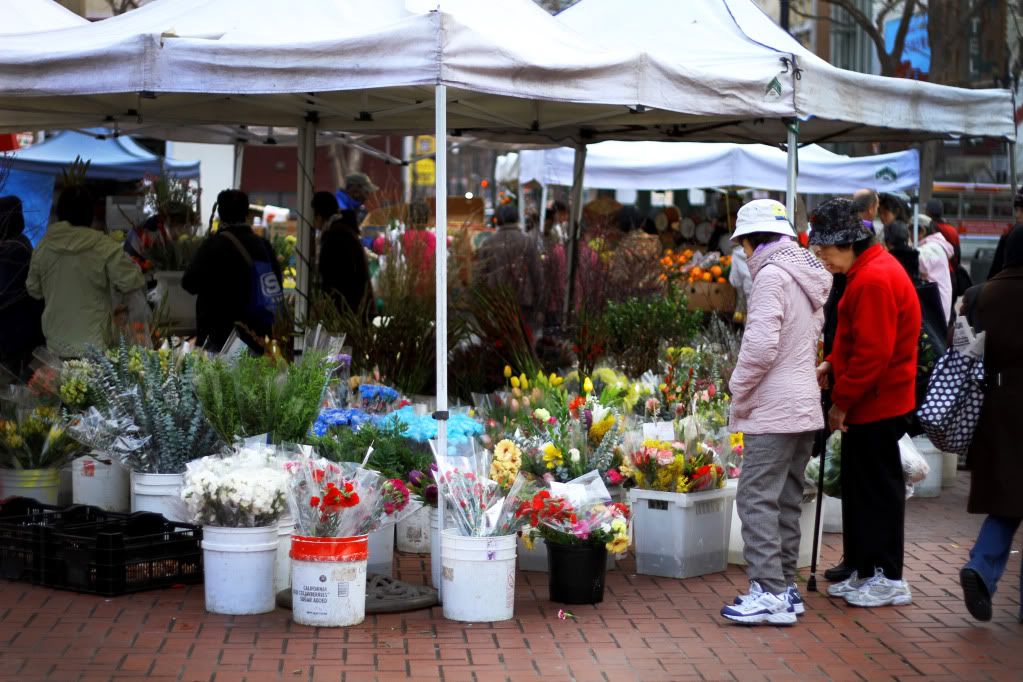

{"left": 734, "top": 581, "right": 805, "bottom": 616}
{"left": 826, "top": 571, "right": 864, "bottom": 598}
{"left": 721, "top": 582, "right": 797, "bottom": 625}
{"left": 844, "top": 569, "right": 912, "bottom": 607}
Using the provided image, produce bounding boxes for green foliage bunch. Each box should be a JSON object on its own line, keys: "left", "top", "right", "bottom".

{"left": 602, "top": 291, "right": 701, "bottom": 377}
{"left": 313, "top": 419, "right": 433, "bottom": 481}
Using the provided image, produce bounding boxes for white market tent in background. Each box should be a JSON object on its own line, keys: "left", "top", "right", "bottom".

{"left": 0, "top": 0, "right": 87, "bottom": 34}
{"left": 506, "top": 142, "right": 920, "bottom": 194}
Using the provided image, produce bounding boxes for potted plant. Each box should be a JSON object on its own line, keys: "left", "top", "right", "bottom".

{"left": 522, "top": 481, "right": 630, "bottom": 605}
{"left": 0, "top": 404, "right": 80, "bottom": 504}
{"left": 283, "top": 456, "right": 416, "bottom": 627}
{"left": 181, "top": 446, "right": 289, "bottom": 615}
{"left": 72, "top": 344, "right": 222, "bottom": 522}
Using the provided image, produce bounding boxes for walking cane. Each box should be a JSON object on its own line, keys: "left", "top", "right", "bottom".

{"left": 806, "top": 394, "right": 831, "bottom": 593}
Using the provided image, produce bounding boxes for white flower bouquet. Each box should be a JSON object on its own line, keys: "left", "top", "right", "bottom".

{"left": 181, "top": 445, "right": 290, "bottom": 527}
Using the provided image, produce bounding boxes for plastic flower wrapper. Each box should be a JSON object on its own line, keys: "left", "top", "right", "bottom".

{"left": 620, "top": 432, "right": 725, "bottom": 494}
{"left": 0, "top": 404, "right": 82, "bottom": 470}
{"left": 724, "top": 431, "right": 744, "bottom": 479}
{"left": 304, "top": 325, "right": 350, "bottom": 408}
{"left": 804, "top": 431, "right": 841, "bottom": 498}
{"left": 181, "top": 444, "right": 290, "bottom": 527}
{"left": 521, "top": 471, "right": 631, "bottom": 555}
{"left": 284, "top": 454, "right": 421, "bottom": 538}
{"left": 65, "top": 406, "right": 150, "bottom": 464}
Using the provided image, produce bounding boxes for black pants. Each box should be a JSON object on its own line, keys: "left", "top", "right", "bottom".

{"left": 841, "top": 417, "right": 907, "bottom": 580}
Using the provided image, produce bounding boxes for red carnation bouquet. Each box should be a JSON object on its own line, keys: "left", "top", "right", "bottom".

{"left": 285, "top": 456, "right": 418, "bottom": 537}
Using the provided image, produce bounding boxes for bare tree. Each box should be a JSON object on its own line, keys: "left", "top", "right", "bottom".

{"left": 105, "top": 0, "right": 140, "bottom": 15}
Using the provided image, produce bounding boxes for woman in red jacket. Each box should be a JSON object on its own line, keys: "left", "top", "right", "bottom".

{"left": 810, "top": 198, "right": 922, "bottom": 609}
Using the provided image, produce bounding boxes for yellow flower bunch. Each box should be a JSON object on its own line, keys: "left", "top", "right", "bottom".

{"left": 730, "top": 432, "right": 744, "bottom": 449}
{"left": 542, "top": 443, "right": 563, "bottom": 469}
{"left": 588, "top": 414, "right": 616, "bottom": 445}
{"left": 0, "top": 421, "right": 24, "bottom": 450}
{"left": 490, "top": 439, "right": 522, "bottom": 489}
{"left": 606, "top": 516, "right": 630, "bottom": 554}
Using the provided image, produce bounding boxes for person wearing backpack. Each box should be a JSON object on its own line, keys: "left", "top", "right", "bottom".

{"left": 183, "top": 189, "right": 283, "bottom": 353}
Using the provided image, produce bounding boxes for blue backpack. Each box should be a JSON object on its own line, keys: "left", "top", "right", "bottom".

{"left": 221, "top": 231, "right": 283, "bottom": 331}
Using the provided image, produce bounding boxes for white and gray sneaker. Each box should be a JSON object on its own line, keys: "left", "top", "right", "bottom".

{"left": 721, "top": 582, "right": 797, "bottom": 625}
{"left": 827, "top": 571, "right": 864, "bottom": 598}
{"left": 734, "top": 581, "right": 805, "bottom": 616}
{"left": 844, "top": 569, "right": 912, "bottom": 607}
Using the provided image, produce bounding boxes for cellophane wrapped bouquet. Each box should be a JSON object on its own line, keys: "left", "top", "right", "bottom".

{"left": 521, "top": 471, "right": 631, "bottom": 555}
{"left": 0, "top": 391, "right": 81, "bottom": 470}
{"left": 433, "top": 439, "right": 542, "bottom": 537}
{"left": 180, "top": 444, "right": 292, "bottom": 528}
{"left": 284, "top": 455, "right": 420, "bottom": 537}
{"left": 620, "top": 429, "right": 725, "bottom": 494}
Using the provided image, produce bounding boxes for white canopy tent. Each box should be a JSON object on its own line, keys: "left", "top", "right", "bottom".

{"left": 0, "top": 0, "right": 86, "bottom": 34}
{"left": 507, "top": 141, "right": 920, "bottom": 194}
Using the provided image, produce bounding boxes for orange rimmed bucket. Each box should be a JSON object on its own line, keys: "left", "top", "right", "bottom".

{"left": 290, "top": 534, "right": 368, "bottom": 627}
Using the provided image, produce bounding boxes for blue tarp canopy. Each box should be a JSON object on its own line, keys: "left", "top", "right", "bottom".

{"left": 8, "top": 129, "right": 199, "bottom": 180}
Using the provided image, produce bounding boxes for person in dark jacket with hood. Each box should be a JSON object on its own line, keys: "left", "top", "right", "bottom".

{"left": 183, "top": 190, "right": 282, "bottom": 353}
{"left": 958, "top": 224, "right": 1023, "bottom": 624}
{"left": 314, "top": 191, "right": 374, "bottom": 323}
{"left": 0, "top": 196, "right": 43, "bottom": 378}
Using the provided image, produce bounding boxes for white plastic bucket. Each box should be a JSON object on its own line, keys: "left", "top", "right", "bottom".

{"left": 0, "top": 468, "right": 60, "bottom": 505}
{"left": 275, "top": 514, "right": 295, "bottom": 594}
{"left": 202, "top": 525, "right": 278, "bottom": 615}
{"left": 367, "top": 526, "right": 394, "bottom": 576}
{"left": 396, "top": 506, "right": 432, "bottom": 553}
{"left": 72, "top": 456, "right": 130, "bottom": 512}
{"left": 911, "top": 437, "right": 942, "bottom": 498}
{"left": 441, "top": 530, "right": 517, "bottom": 623}
{"left": 131, "top": 471, "right": 186, "bottom": 521}
{"left": 291, "top": 535, "right": 368, "bottom": 627}
{"left": 822, "top": 495, "right": 843, "bottom": 533}
{"left": 941, "top": 451, "right": 958, "bottom": 488}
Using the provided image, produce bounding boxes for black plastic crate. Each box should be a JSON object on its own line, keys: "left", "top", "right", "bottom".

{"left": 0, "top": 498, "right": 114, "bottom": 584}
{"left": 41, "top": 512, "right": 203, "bottom": 596}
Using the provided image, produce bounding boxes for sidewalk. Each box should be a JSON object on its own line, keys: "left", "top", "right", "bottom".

{"left": 1, "top": 472, "right": 1020, "bottom": 682}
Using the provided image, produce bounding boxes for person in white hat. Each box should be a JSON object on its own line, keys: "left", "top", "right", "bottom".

{"left": 720, "top": 199, "right": 833, "bottom": 626}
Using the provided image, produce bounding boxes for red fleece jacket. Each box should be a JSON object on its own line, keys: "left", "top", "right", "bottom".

{"left": 827, "top": 244, "right": 921, "bottom": 425}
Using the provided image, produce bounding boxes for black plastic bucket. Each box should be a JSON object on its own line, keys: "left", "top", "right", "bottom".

{"left": 546, "top": 542, "right": 608, "bottom": 604}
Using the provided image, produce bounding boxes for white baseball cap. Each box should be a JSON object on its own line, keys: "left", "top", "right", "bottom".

{"left": 731, "top": 199, "right": 796, "bottom": 242}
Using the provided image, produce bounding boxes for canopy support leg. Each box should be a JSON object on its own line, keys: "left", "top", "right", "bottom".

{"left": 563, "top": 145, "right": 588, "bottom": 325}
{"left": 538, "top": 184, "right": 549, "bottom": 242}
{"left": 1009, "top": 140, "right": 1018, "bottom": 196}
{"left": 913, "top": 186, "right": 920, "bottom": 247}
{"left": 433, "top": 84, "right": 449, "bottom": 601}
{"left": 294, "top": 120, "right": 316, "bottom": 352}
{"left": 785, "top": 119, "right": 799, "bottom": 226}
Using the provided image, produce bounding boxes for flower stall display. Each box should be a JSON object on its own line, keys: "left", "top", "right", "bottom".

{"left": 623, "top": 431, "right": 736, "bottom": 579}
{"left": 659, "top": 249, "right": 736, "bottom": 313}
{"left": 521, "top": 472, "right": 630, "bottom": 604}
{"left": 283, "top": 456, "right": 419, "bottom": 627}
{"left": 181, "top": 445, "right": 289, "bottom": 615}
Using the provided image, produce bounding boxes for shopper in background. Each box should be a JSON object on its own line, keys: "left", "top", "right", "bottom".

{"left": 720, "top": 199, "right": 831, "bottom": 626}
{"left": 335, "top": 172, "right": 378, "bottom": 227}
{"left": 0, "top": 196, "right": 44, "bottom": 378}
{"left": 183, "top": 189, "right": 282, "bottom": 353}
{"left": 958, "top": 224, "right": 1023, "bottom": 624}
{"left": 883, "top": 221, "right": 922, "bottom": 284}
{"left": 987, "top": 189, "right": 1023, "bottom": 280}
{"left": 314, "top": 190, "right": 375, "bottom": 324}
{"left": 474, "top": 204, "right": 544, "bottom": 341}
{"left": 916, "top": 215, "right": 955, "bottom": 323}
{"left": 852, "top": 189, "right": 881, "bottom": 238}
{"left": 26, "top": 187, "right": 144, "bottom": 359}
{"left": 812, "top": 198, "right": 920, "bottom": 608}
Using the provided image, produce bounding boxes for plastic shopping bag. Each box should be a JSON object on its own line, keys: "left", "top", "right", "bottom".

{"left": 899, "top": 434, "right": 929, "bottom": 484}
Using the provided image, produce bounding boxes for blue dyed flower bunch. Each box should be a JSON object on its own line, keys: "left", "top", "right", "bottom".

{"left": 313, "top": 407, "right": 372, "bottom": 437}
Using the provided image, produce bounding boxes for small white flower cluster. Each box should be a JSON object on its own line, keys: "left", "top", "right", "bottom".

{"left": 181, "top": 446, "right": 288, "bottom": 528}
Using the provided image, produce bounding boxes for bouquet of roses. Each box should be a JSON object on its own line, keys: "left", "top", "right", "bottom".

{"left": 520, "top": 471, "right": 630, "bottom": 555}
{"left": 284, "top": 455, "right": 420, "bottom": 537}
{"left": 181, "top": 444, "right": 291, "bottom": 527}
{"left": 621, "top": 432, "right": 725, "bottom": 494}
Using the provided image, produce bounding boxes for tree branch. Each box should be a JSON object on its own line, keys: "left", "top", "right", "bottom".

{"left": 819, "top": 0, "right": 889, "bottom": 60}
{"left": 890, "top": 0, "right": 918, "bottom": 65}
{"left": 790, "top": 5, "right": 856, "bottom": 29}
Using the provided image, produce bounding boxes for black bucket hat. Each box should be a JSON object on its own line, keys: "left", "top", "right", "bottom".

{"left": 808, "top": 197, "right": 873, "bottom": 246}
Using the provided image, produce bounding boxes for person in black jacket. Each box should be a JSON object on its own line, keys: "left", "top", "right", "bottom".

{"left": 314, "top": 191, "right": 373, "bottom": 323}
{"left": 0, "top": 196, "right": 44, "bottom": 378}
{"left": 182, "top": 190, "right": 282, "bottom": 353}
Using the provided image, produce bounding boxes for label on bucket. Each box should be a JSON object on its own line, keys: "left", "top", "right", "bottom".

{"left": 292, "top": 559, "right": 367, "bottom": 627}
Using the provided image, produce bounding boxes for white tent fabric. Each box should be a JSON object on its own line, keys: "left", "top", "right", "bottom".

{"left": 0, "top": 0, "right": 87, "bottom": 34}
{"left": 512, "top": 141, "right": 920, "bottom": 193}
{"left": 0, "top": 0, "right": 796, "bottom": 144}
{"left": 557, "top": 0, "right": 1015, "bottom": 144}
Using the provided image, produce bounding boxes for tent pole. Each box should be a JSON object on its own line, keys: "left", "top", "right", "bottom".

{"left": 232, "top": 140, "right": 245, "bottom": 188}
{"left": 538, "top": 184, "right": 549, "bottom": 241}
{"left": 785, "top": 120, "right": 799, "bottom": 223}
{"left": 295, "top": 119, "right": 316, "bottom": 351}
{"left": 518, "top": 181, "right": 527, "bottom": 232}
{"left": 433, "top": 84, "right": 449, "bottom": 600}
{"left": 563, "top": 144, "right": 587, "bottom": 325}
{"left": 1009, "top": 140, "right": 1018, "bottom": 196}
{"left": 913, "top": 187, "right": 920, "bottom": 247}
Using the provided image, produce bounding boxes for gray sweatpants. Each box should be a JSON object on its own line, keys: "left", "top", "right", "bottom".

{"left": 736, "top": 432, "right": 815, "bottom": 595}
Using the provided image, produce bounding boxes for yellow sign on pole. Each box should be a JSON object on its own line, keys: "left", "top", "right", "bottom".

{"left": 413, "top": 135, "right": 436, "bottom": 186}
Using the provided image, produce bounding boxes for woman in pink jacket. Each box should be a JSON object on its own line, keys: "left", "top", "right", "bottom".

{"left": 720, "top": 199, "right": 832, "bottom": 626}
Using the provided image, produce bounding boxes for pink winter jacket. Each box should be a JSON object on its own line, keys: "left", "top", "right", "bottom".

{"left": 918, "top": 232, "right": 954, "bottom": 320}
{"left": 728, "top": 241, "right": 832, "bottom": 435}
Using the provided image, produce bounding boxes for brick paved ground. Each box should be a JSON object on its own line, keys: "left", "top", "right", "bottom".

{"left": 1, "top": 472, "right": 1020, "bottom": 682}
